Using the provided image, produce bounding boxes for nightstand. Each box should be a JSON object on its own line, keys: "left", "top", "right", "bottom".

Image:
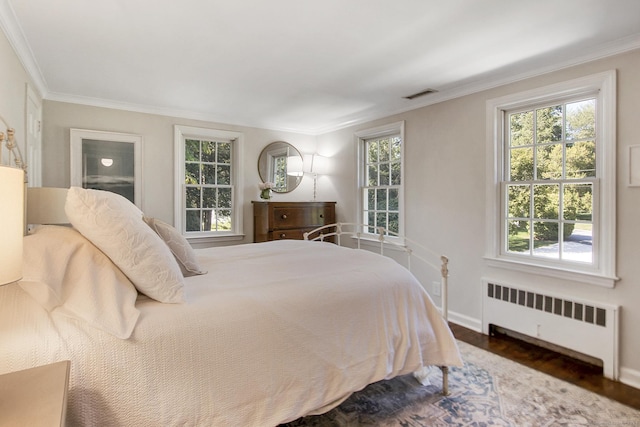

{"left": 0, "top": 360, "right": 70, "bottom": 426}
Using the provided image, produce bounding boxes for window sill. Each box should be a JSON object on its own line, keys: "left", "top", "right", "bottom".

{"left": 484, "top": 256, "right": 618, "bottom": 288}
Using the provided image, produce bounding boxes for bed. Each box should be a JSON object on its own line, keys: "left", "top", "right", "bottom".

{"left": 0, "top": 187, "right": 462, "bottom": 426}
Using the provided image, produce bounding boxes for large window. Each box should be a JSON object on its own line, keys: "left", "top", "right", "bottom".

{"left": 486, "top": 72, "right": 617, "bottom": 287}
{"left": 356, "top": 121, "right": 404, "bottom": 237}
{"left": 174, "top": 125, "right": 244, "bottom": 242}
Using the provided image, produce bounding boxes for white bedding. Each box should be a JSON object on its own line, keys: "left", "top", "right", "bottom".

{"left": 0, "top": 240, "right": 461, "bottom": 426}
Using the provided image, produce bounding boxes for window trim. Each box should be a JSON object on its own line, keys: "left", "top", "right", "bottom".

{"left": 485, "top": 71, "right": 617, "bottom": 288}
{"left": 174, "top": 125, "right": 244, "bottom": 243}
{"left": 355, "top": 121, "right": 405, "bottom": 241}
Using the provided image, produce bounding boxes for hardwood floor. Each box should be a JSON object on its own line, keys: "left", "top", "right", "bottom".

{"left": 450, "top": 323, "right": 640, "bottom": 411}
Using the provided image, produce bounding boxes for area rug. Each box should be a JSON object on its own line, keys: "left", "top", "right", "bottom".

{"left": 282, "top": 341, "right": 640, "bottom": 426}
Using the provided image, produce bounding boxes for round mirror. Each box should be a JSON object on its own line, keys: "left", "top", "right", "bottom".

{"left": 257, "top": 141, "right": 303, "bottom": 193}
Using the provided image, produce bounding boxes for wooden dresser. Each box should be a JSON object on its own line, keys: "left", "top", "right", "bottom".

{"left": 252, "top": 201, "right": 336, "bottom": 242}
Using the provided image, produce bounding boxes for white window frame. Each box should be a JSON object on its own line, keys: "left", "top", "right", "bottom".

{"left": 485, "top": 71, "right": 617, "bottom": 288}
{"left": 174, "top": 125, "right": 244, "bottom": 243}
{"left": 355, "top": 121, "right": 405, "bottom": 241}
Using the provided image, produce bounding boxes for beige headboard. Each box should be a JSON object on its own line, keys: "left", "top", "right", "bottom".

{"left": 27, "top": 187, "right": 69, "bottom": 225}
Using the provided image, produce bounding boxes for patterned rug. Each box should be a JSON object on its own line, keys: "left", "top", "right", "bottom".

{"left": 282, "top": 341, "right": 640, "bottom": 426}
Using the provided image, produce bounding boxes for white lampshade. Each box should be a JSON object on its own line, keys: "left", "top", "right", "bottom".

{"left": 0, "top": 165, "right": 24, "bottom": 285}
{"left": 287, "top": 155, "right": 304, "bottom": 176}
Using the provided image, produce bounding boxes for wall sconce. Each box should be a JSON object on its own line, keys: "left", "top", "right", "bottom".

{"left": 0, "top": 165, "right": 25, "bottom": 285}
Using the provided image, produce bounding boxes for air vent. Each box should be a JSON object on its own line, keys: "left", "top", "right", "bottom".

{"left": 403, "top": 88, "right": 438, "bottom": 100}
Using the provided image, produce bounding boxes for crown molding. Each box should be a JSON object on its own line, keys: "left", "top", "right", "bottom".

{"left": 0, "top": 0, "right": 47, "bottom": 97}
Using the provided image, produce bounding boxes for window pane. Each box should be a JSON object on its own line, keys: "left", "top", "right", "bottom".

{"left": 367, "top": 212, "right": 375, "bottom": 233}
{"left": 536, "top": 105, "right": 562, "bottom": 143}
{"left": 510, "top": 111, "right": 533, "bottom": 146}
{"left": 367, "top": 140, "right": 378, "bottom": 162}
{"left": 202, "top": 164, "right": 216, "bottom": 184}
{"left": 533, "top": 184, "right": 559, "bottom": 219}
{"left": 185, "top": 163, "right": 199, "bottom": 184}
{"left": 185, "top": 139, "right": 200, "bottom": 162}
{"left": 563, "top": 223, "right": 592, "bottom": 263}
{"left": 378, "top": 138, "right": 390, "bottom": 162}
{"left": 390, "top": 161, "right": 401, "bottom": 185}
{"left": 202, "top": 210, "right": 213, "bottom": 231}
{"left": 507, "top": 184, "right": 530, "bottom": 218}
{"left": 367, "top": 188, "right": 375, "bottom": 210}
{"left": 389, "top": 188, "right": 399, "bottom": 210}
{"left": 186, "top": 187, "right": 200, "bottom": 208}
{"left": 218, "top": 142, "right": 231, "bottom": 163}
{"left": 186, "top": 210, "right": 201, "bottom": 232}
{"left": 379, "top": 163, "right": 390, "bottom": 185}
{"left": 566, "top": 99, "right": 595, "bottom": 141}
{"left": 217, "top": 164, "right": 231, "bottom": 185}
{"left": 217, "top": 210, "right": 232, "bottom": 230}
{"left": 533, "top": 221, "right": 559, "bottom": 259}
{"left": 368, "top": 165, "right": 378, "bottom": 186}
{"left": 536, "top": 144, "right": 562, "bottom": 180}
{"left": 218, "top": 188, "right": 232, "bottom": 209}
{"left": 376, "top": 188, "right": 387, "bottom": 210}
{"left": 509, "top": 147, "right": 534, "bottom": 181}
{"left": 388, "top": 212, "right": 399, "bottom": 234}
{"left": 201, "top": 141, "right": 216, "bottom": 163}
{"left": 566, "top": 141, "right": 595, "bottom": 178}
{"left": 563, "top": 183, "right": 592, "bottom": 222}
{"left": 507, "top": 220, "right": 530, "bottom": 253}
{"left": 391, "top": 137, "right": 401, "bottom": 161}
{"left": 376, "top": 212, "right": 387, "bottom": 230}
{"left": 203, "top": 187, "right": 216, "bottom": 208}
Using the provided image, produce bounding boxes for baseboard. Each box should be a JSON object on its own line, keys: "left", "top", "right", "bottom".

{"left": 620, "top": 367, "right": 640, "bottom": 390}
{"left": 447, "top": 311, "right": 482, "bottom": 332}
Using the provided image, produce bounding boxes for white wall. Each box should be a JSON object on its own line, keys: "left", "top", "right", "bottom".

{"left": 318, "top": 49, "right": 640, "bottom": 387}
{"left": 0, "top": 24, "right": 39, "bottom": 167}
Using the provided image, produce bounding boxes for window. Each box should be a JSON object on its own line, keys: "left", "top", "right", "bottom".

{"left": 356, "top": 121, "right": 404, "bottom": 237}
{"left": 174, "top": 125, "right": 244, "bottom": 242}
{"left": 486, "top": 71, "right": 617, "bottom": 287}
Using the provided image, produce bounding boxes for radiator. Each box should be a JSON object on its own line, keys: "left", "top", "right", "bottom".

{"left": 481, "top": 279, "right": 619, "bottom": 380}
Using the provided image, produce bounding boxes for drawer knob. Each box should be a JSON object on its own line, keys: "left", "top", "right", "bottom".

{"left": 281, "top": 214, "right": 288, "bottom": 219}
{"left": 319, "top": 214, "right": 324, "bottom": 218}
{"left": 280, "top": 233, "right": 286, "bottom": 238}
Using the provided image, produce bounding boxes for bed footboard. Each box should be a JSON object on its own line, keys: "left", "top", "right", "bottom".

{"left": 304, "top": 223, "right": 451, "bottom": 395}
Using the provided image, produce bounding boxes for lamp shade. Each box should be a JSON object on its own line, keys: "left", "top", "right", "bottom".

{"left": 0, "top": 165, "right": 24, "bottom": 285}
{"left": 287, "top": 155, "right": 304, "bottom": 176}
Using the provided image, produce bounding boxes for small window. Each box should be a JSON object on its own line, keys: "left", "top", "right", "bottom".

{"left": 355, "top": 121, "right": 404, "bottom": 237}
{"left": 174, "top": 126, "right": 244, "bottom": 242}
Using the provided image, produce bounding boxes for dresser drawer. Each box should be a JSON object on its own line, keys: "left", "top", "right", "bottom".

{"left": 272, "top": 206, "right": 332, "bottom": 229}
{"left": 269, "top": 228, "right": 309, "bottom": 240}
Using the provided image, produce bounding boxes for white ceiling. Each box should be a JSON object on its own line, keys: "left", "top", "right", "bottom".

{"left": 4, "top": 0, "right": 640, "bottom": 134}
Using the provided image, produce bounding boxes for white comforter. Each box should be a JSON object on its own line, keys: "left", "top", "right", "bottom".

{"left": 0, "top": 240, "right": 461, "bottom": 426}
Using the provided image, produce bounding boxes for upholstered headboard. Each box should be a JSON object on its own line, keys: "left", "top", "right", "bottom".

{"left": 27, "top": 187, "right": 69, "bottom": 225}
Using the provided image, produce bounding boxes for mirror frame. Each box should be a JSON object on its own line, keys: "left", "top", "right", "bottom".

{"left": 257, "top": 141, "right": 303, "bottom": 193}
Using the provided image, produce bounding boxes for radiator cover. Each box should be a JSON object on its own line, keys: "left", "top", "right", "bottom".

{"left": 481, "top": 279, "right": 619, "bottom": 380}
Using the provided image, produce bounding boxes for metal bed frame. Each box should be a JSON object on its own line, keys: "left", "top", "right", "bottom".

{"left": 304, "top": 222, "right": 451, "bottom": 395}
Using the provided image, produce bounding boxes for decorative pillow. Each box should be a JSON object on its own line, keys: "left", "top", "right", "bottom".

{"left": 143, "top": 216, "right": 207, "bottom": 277}
{"left": 64, "top": 187, "right": 185, "bottom": 303}
{"left": 19, "top": 225, "right": 140, "bottom": 339}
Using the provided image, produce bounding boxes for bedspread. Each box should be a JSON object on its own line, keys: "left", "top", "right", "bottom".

{"left": 0, "top": 240, "right": 461, "bottom": 426}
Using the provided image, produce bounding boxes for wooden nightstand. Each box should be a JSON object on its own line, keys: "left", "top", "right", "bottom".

{"left": 0, "top": 360, "right": 70, "bottom": 426}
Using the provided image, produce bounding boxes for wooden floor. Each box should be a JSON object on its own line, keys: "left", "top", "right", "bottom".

{"left": 450, "top": 323, "right": 640, "bottom": 411}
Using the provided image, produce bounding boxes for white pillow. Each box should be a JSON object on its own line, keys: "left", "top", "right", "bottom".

{"left": 143, "top": 216, "right": 207, "bottom": 277}
{"left": 20, "top": 225, "right": 140, "bottom": 339}
{"left": 64, "top": 187, "right": 185, "bottom": 303}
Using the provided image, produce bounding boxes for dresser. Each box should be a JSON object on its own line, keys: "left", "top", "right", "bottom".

{"left": 252, "top": 201, "right": 336, "bottom": 242}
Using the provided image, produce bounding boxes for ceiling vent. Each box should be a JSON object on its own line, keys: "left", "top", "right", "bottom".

{"left": 403, "top": 88, "right": 438, "bottom": 100}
